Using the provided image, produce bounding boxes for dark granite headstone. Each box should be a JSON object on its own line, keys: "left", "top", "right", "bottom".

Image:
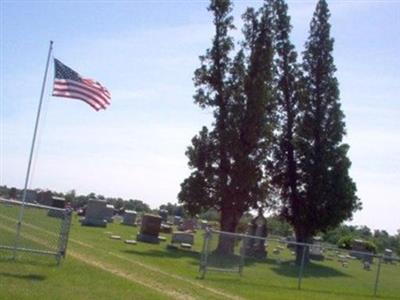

{"left": 350, "top": 239, "right": 373, "bottom": 263}
{"left": 137, "top": 214, "right": 162, "bottom": 244}
{"left": 179, "top": 219, "right": 197, "bottom": 232}
{"left": 37, "top": 190, "right": 53, "bottom": 206}
{"left": 47, "top": 196, "right": 65, "bottom": 218}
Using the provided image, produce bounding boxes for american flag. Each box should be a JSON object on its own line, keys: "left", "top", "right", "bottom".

{"left": 52, "top": 58, "right": 111, "bottom": 111}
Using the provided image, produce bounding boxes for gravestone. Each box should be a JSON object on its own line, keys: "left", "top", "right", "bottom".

{"left": 363, "top": 261, "right": 371, "bottom": 270}
{"left": 160, "top": 224, "right": 172, "bottom": 234}
{"left": 173, "top": 216, "right": 182, "bottom": 226}
{"left": 181, "top": 243, "right": 192, "bottom": 249}
{"left": 105, "top": 204, "right": 114, "bottom": 223}
{"left": 125, "top": 240, "right": 137, "bottom": 245}
{"left": 310, "top": 237, "right": 325, "bottom": 261}
{"left": 26, "top": 189, "right": 38, "bottom": 203}
{"left": 309, "top": 246, "right": 324, "bottom": 261}
{"left": 47, "top": 196, "right": 65, "bottom": 218}
{"left": 350, "top": 239, "right": 373, "bottom": 263}
{"left": 82, "top": 199, "right": 108, "bottom": 227}
{"left": 179, "top": 219, "right": 197, "bottom": 232}
{"left": 37, "top": 190, "right": 53, "bottom": 206}
{"left": 137, "top": 214, "right": 162, "bottom": 244}
{"left": 383, "top": 248, "right": 393, "bottom": 263}
{"left": 122, "top": 210, "right": 137, "bottom": 226}
{"left": 244, "top": 211, "right": 267, "bottom": 259}
{"left": 171, "top": 232, "right": 194, "bottom": 245}
{"left": 200, "top": 220, "right": 208, "bottom": 230}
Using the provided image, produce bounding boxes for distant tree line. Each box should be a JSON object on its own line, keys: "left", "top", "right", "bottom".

{"left": 323, "top": 225, "right": 400, "bottom": 256}
{"left": 0, "top": 185, "right": 151, "bottom": 213}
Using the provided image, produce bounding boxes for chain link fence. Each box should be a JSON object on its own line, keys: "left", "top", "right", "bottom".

{"left": 200, "top": 229, "right": 400, "bottom": 298}
{"left": 0, "top": 198, "right": 72, "bottom": 264}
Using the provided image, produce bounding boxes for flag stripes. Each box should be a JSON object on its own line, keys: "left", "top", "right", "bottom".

{"left": 52, "top": 59, "right": 111, "bottom": 111}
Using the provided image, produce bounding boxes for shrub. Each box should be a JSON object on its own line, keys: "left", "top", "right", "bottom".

{"left": 364, "top": 241, "right": 377, "bottom": 254}
{"left": 338, "top": 235, "right": 353, "bottom": 249}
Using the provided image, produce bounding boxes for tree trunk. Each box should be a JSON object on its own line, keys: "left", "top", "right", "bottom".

{"left": 216, "top": 206, "right": 241, "bottom": 255}
{"left": 295, "top": 227, "right": 311, "bottom": 266}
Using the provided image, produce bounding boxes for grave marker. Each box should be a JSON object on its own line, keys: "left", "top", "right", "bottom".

{"left": 244, "top": 211, "right": 267, "bottom": 259}
{"left": 122, "top": 210, "right": 137, "bottom": 226}
{"left": 82, "top": 199, "right": 108, "bottom": 227}
{"left": 137, "top": 214, "right": 162, "bottom": 244}
{"left": 171, "top": 232, "right": 194, "bottom": 245}
{"left": 47, "top": 196, "right": 66, "bottom": 218}
{"left": 105, "top": 204, "right": 114, "bottom": 223}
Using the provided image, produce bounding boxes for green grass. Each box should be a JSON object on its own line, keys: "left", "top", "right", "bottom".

{"left": 0, "top": 255, "right": 167, "bottom": 300}
{"left": 1, "top": 206, "right": 399, "bottom": 300}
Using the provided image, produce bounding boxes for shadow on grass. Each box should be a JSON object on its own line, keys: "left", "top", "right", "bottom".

{"left": 206, "top": 277, "right": 387, "bottom": 300}
{"left": 237, "top": 256, "right": 350, "bottom": 279}
{"left": 0, "top": 256, "right": 56, "bottom": 267}
{"left": 301, "top": 286, "right": 399, "bottom": 300}
{"left": 0, "top": 272, "right": 46, "bottom": 281}
{"left": 202, "top": 253, "right": 351, "bottom": 278}
{"left": 270, "top": 260, "right": 350, "bottom": 278}
{"left": 122, "top": 247, "right": 200, "bottom": 263}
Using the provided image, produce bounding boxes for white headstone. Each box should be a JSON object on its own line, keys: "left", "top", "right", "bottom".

{"left": 171, "top": 232, "right": 194, "bottom": 245}
{"left": 82, "top": 199, "right": 108, "bottom": 227}
{"left": 122, "top": 210, "right": 137, "bottom": 226}
{"left": 105, "top": 204, "right": 114, "bottom": 222}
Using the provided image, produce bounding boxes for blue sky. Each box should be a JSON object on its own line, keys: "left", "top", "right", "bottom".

{"left": 1, "top": 0, "right": 399, "bottom": 234}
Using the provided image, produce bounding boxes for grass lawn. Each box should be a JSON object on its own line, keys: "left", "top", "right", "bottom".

{"left": 1, "top": 206, "right": 399, "bottom": 300}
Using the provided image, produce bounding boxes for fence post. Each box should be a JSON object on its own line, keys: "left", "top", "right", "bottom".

{"left": 56, "top": 210, "right": 66, "bottom": 266}
{"left": 62, "top": 209, "right": 72, "bottom": 258}
{"left": 239, "top": 236, "right": 246, "bottom": 276}
{"left": 200, "top": 229, "right": 211, "bottom": 279}
{"left": 297, "top": 244, "right": 307, "bottom": 290}
{"left": 56, "top": 208, "right": 72, "bottom": 266}
{"left": 374, "top": 255, "right": 382, "bottom": 296}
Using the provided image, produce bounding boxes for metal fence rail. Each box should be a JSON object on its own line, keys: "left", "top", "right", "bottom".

{"left": 200, "top": 229, "right": 400, "bottom": 297}
{"left": 0, "top": 198, "right": 72, "bottom": 264}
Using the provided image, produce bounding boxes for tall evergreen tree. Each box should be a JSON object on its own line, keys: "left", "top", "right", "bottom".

{"left": 222, "top": 4, "right": 275, "bottom": 250}
{"left": 178, "top": 0, "right": 275, "bottom": 254}
{"left": 178, "top": 0, "right": 234, "bottom": 217}
{"left": 270, "top": 0, "right": 304, "bottom": 262}
{"left": 178, "top": 0, "right": 236, "bottom": 253}
{"left": 295, "top": 0, "right": 360, "bottom": 254}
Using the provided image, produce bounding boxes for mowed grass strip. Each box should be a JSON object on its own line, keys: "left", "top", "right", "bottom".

{"left": 0, "top": 253, "right": 169, "bottom": 300}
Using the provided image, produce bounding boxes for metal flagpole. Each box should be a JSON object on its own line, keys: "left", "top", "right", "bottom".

{"left": 13, "top": 40, "right": 54, "bottom": 259}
